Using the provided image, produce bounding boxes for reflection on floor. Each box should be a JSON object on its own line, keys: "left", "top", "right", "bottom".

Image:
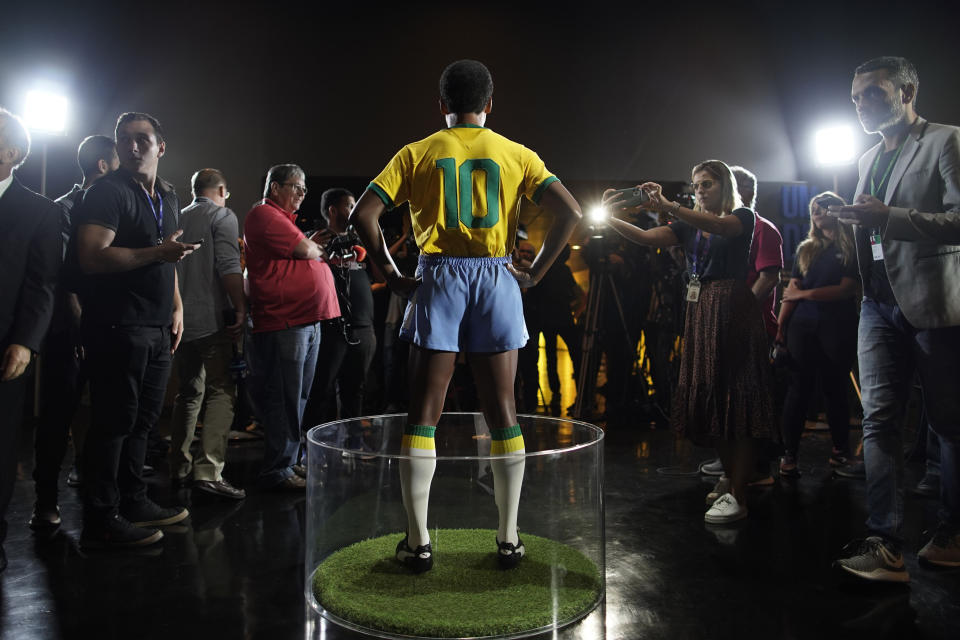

{"left": 2, "top": 404, "right": 957, "bottom": 639}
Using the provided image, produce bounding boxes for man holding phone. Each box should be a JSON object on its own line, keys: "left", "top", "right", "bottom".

{"left": 168, "top": 169, "right": 246, "bottom": 499}
{"left": 75, "top": 112, "right": 197, "bottom": 548}
{"left": 831, "top": 57, "right": 960, "bottom": 581}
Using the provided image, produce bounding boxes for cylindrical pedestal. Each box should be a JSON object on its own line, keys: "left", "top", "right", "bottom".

{"left": 305, "top": 413, "right": 604, "bottom": 639}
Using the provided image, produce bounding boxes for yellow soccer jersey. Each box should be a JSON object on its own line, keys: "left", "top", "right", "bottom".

{"left": 368, "top": 124, "right": 558, "bottom": 257}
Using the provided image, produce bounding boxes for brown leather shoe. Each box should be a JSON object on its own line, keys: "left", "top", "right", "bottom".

{"left": 271, "top": 475, "right": 306, "bottom": 491}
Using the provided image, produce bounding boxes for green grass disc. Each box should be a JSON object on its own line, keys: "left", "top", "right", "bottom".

{"left": 311, "top": 528, "right": 602, "bottom": 638}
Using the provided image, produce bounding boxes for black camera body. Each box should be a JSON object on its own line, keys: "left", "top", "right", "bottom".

{"left": 325, "top": 227, "right": 362, "bottom": 262}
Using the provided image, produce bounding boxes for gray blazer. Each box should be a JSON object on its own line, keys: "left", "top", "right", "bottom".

{"left": 854, "top": 117, "right": 960, "bottom": 329}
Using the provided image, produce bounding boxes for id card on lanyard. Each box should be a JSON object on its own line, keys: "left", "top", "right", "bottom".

{"left": 687, "top": 230, "right": 711, "bottom": 303}
{"left": 867, "top": 142, "right": 903, "bottom": 262}
{"left": 140, "top": 185, "right": 164, "bottom": 246}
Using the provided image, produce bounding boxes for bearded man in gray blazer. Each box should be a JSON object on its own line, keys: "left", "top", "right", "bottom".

{"left": 832, "top": 56, "right": 960, "bottom": 582}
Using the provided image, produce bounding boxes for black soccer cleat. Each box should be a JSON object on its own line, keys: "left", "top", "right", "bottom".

{"left": 496, "top": 536, "right": 525, "bottom": 569}
{"left": 396, "top": 535, "right": 433, "bottom": 573}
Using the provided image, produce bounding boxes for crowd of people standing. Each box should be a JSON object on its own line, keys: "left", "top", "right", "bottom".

{"left": 0, "top": 54, "right": 957, "bottom": 585}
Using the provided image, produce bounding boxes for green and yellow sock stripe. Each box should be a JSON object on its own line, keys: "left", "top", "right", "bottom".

{"left": 402, "top": 424, "right": 437, "bottom": 451}
{"left": 490, "top": 425, "right": 525, "bottom": 454}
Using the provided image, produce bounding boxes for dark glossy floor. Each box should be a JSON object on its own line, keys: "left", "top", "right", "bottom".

{"left": 2, "top": 356, "right": 958, "bottom": 640}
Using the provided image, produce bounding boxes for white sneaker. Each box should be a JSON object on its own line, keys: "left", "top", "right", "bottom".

{"left": 704, "top": 493, "right": 747, "bottom": 524}
{"left": 705, "top": 476, "right": 731, "bottom": 505}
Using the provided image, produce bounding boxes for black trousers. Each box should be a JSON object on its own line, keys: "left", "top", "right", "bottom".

{"left": 0, "top": 363, "right": 30, "bottom": 545}
{"left": 780, "top": 321, "right": 855, "bottom": 459}
{"left": 304, "top": 322, "right": 376, "bottom": 428}
{"left": 33, "top": 330, "right": 88, "bottom": 505}
{"left": 82, "top": 325, "right": 171, "bottom": 523}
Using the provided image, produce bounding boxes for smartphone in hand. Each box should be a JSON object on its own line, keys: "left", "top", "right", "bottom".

{"left": 607, "top": 186, "right": 649, "bottom": 209}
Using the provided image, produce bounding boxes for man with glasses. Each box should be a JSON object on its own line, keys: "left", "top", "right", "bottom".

{"left": 243, "top": 164, "right": 340, "bottom": 490}
{"left": 168, "top": 169, "right": 246, "bottom": 499}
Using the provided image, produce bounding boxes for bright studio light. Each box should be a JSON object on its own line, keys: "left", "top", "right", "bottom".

{"left": 24, "top": 89, "right": 69, "bottom": 134}
{"left": 588, "top": 206, "right": 608, "bottom": 224}
{"left": 815, "top": 125, "right": 855, "bottom": 166}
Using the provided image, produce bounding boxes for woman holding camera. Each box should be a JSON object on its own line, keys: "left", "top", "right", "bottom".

{"left": 776, "top": 192, "right": 859, "bottom": 477}
{"left": 602, "top": 159, "right": 774, "bottom": 524}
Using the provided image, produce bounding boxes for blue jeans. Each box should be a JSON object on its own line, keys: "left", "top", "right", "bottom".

{"left": 250, "top": 322, "right": 321, "bottom": 487}
{"left": 859, "top": 299, "right": 960, "bottom": 543}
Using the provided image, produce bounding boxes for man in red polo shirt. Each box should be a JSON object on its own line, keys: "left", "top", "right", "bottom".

{"left": 244, "top": 164, "right": 340, "bottom": 490}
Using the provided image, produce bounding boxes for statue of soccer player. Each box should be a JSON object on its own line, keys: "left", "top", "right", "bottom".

{"left": 351, "top": 60, "right": 581, "bottom": 572}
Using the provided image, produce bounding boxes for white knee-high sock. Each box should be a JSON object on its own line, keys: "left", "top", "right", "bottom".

{"left": 490, "top": 425, "right": 525, "bottom": 545}
{"left": 400, "top": 425, "right": 437, "bottom": 548}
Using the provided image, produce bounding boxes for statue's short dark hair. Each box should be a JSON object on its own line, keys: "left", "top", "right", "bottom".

{"left": 320, "top": 188, "right": 354, "bottom": 222}
{"left": 855, "top": 56, "right": 919, "bottom": 106}
{"left": 77, "top": 135, "right": 116, "bottom": 178}
{"left": 115, "top": 111, "right": 165, "bottom": 145}
{"left": 439, "top": 60, "right": 494, "bottom": 115}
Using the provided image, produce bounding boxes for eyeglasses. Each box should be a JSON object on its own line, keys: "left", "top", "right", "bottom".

{"left": 691, "top": 179, "right": 716, "bottom": 192}
{"left": 281, "top": 182, "right": 308, "bottom": 195}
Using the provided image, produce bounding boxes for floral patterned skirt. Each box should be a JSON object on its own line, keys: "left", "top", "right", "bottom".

{"left": 672, "top": 279, "right": 774, "bottom": 446}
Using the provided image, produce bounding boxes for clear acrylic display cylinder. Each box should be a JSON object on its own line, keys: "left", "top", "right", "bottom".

{"left": 305, "top": 412, "right": 605, "bottom": 639}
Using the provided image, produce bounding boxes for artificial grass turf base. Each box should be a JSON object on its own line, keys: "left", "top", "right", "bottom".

{"left": 311, "top": 528, "right": 602, "bottom": 638}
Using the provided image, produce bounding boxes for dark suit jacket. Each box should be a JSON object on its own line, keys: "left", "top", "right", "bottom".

{"left": 854, "top": 117, "right": 960, "bottom": 329}
{"left": 0, "top": 174, "right": 62, "bottom": 353}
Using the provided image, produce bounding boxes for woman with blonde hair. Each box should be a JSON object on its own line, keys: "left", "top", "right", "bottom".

{"left": 602, "top": 159, "right": 774, "bottom": 524}
{"left": 776, "top": 191, "right": 859, "bottom": 477}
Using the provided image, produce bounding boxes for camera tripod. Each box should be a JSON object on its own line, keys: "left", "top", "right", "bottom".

{"left": 570, "top": 229, "right": 683, "bottom": 422}
{"left": 571, "top": 232, "right": 650, "bottom": 420}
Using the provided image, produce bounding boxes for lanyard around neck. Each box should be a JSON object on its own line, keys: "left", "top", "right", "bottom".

{"left": 869, "top": 139, "right": 906, "bottom": 197}
{"left": 691, "top": 230, "right": 712, "bottom": 278}
{"left": 139, "top": 184, "right": 164, "bottom": 241}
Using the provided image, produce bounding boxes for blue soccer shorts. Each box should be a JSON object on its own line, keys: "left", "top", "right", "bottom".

{"left": 399, "top": 255, "right": 528, "bottom": 353}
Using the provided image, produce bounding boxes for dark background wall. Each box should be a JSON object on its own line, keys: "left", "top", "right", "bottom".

{"left": 2, "top": 1, "right": 957, "bottom": 227}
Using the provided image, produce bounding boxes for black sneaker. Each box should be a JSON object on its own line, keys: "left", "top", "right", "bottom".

{"left": 80, "top": 514, "right": 164, "bottom": 549}
{"left": 496, "top": 535, "right": 525, "bottom": 569}
{"left": 395, "top": 535, "right": 433, "bottom": 573}
{"left": 121, "top": 499, "right": 189, "bottom": 527}
{"left": 918, "top": 524, "right": 960, "bottom": 567}
{"left": 66, "top": 466, "right": 83, "bottom": 488}
{"left": 834, "top": 536, "right": 909, "bottom": 583}
{"left": 913, "top": 474, "right": 940, "bottom": 498}
{"left": 835, "top": 460, "right": 866, "bottom": 479}
{"left": 194, "top": 479, "right": 246, "bottom": 500}
{"left": 29, "top": 503, "right": 62, "bottom": 530}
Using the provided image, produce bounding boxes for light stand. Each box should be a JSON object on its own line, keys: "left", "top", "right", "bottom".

{"left": 24, "top": 88, "right": 69, "bottom": 415}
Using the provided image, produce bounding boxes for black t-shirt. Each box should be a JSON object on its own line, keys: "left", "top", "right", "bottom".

{"left": 860, "top": 146, "right": 899, "bottom": 305}
{"left": 790, "top": 242, "right": 859, "bottom": 325}
{"left": 669, "top": 208, "right": 755, "bottom": 281}
{"left": 73, "top": 168, "right": 179, "bottom": 326}
{"left": 344, "top": 267, "right": 374, "bottom": 328}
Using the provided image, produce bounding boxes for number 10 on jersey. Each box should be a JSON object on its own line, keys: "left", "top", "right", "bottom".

{"left": 436, "top": 158, "right": 501, "bottom": 229}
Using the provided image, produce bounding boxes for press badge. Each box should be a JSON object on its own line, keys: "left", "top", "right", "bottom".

{"left": 686, "top": 276, "right": 702, "bottom": 303}
{"left": 870, "top": 233, "right": 884, "bottom": 261}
